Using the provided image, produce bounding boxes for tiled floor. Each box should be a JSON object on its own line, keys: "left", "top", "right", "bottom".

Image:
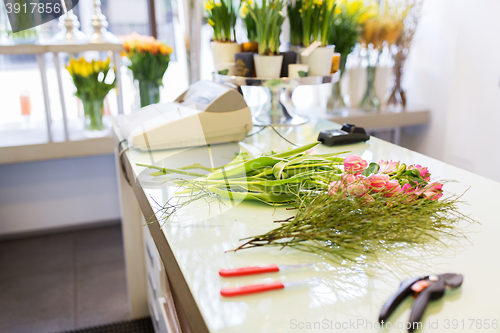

{"left": 0, "top": 224, "right": 129, "bottom": 333}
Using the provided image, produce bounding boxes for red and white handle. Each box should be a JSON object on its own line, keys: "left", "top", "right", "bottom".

{"left": 220, "top": 281, "right": 285, "bottom": 297}
{"left": 219, "top": 264, "right": 280, "bottom": 277}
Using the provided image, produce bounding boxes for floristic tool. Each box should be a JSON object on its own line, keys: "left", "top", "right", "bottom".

{"left": 379, "top": 273, "right": 463, "bottom": 332}
{"left": 220, "top": 278, "right": 318, "bottom": 297}
{"left": 219, "top": 263, "right": 312, "bottom": 277}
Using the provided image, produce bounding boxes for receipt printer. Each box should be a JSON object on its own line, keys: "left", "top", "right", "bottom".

{"left": 117, "top": 81, "right": 253, "bottom": 151}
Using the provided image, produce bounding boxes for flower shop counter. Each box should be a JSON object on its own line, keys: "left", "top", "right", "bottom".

{"left": 113, "top": 117, "right": 500, "bottom": 333}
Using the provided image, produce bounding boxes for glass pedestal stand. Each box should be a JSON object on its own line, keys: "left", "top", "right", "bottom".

{"left": 213, "top": 72, "right": 340, "bottom": 126}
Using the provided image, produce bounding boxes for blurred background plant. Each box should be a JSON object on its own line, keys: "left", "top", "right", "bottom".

{"left": 240, "top": 0, "right": 258, "bottom": 42}
{"left": 287, "top": 0, "right": 303, "bottom": 46}
{"left": 329, "top": 0, "right": 377, "bottom": 75}
{"left": 359, "top": 1, "right": 404, "bottom": 112}
{"left": 65, "top": 58, "right": 115, "bottom": 132}
{"left": 203, "top": 0, "right": 237, "bottom": 42}
{"left": 246, "top": 0, "right": 285, "bottom": 55}
{"left": 387, "top": 0, "right": 423, "bottom": 110}
{"left": 121, "top": 33, "right": 173, "bottom": 107}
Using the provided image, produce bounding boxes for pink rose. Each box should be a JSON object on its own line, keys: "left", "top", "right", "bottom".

{"left": 421, "top": 182, "right": 443, "bottom": 201}
{"left": 368, "top": 174, "right": 390, "bottom": 192}
{"left": 344, "top": 155, "right": 368, "bottom": 175}
{"left": 346, "top": 175, "right": 370, "bottom": 197}
{"left": 378, "top": 160, "right": 399, "bottom": 174}
{"left": 400, "top": 183, "right": 414, "bottom": 193}
{"left": 328, "top": 180, "right": 344, "bottom": 196}
{"left": 408, "top": 164, "right": 431, "bottom": 181}
{"left": 383, "top": 179, "right": 402, "bottom": 198}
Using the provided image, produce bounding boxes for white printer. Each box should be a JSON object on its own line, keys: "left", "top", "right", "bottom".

{"left": 118, "top": 81, "right": 253, "bottom": 151}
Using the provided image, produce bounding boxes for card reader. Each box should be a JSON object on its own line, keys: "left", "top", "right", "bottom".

{"left": 318, "top": 124, "right": 370, "bottom": 146}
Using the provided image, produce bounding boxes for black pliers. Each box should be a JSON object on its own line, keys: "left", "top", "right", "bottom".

{"left": 379, "top": 273, "right": 463, "bottom": 332}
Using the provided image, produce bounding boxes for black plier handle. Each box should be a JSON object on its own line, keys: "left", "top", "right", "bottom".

{"left": 379, "top": 273, "right": 463, "bottom": 332}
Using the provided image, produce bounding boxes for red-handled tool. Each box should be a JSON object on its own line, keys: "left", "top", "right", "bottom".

{"left": 220, "top": 279, "right": 318, "bottom": 297}
{"left": 219, "top": 263, "right": 312, "bottom": 277}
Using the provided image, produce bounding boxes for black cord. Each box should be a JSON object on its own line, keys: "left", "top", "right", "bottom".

{"left": 246, "top": 125, "right": 267, "bottom": 137}
{"left": 268, "top": 124, "right": 299, "bottom": 147}
{"left": 246, "top": 125, "right": 299, "bottom": 147}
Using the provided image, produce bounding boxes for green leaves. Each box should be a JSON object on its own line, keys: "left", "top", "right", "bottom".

{"left": 128, "top": 52, "right": 170, "bottom": 83}
{"left": 247, "top": 0, "right": 286, "bottom": 55}
{"left": 140, "top": 142, "right": 346, "bottom": 208}
{"left": 361, "top": 162, "right": 380, "bottom": 176}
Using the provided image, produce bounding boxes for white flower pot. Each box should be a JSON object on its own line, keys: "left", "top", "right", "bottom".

{"left": 301, "top": 46, "right": 335, "bottom": 76}
{"left": 253, "top": 54, "right": 284, "bottom": 79}
{"left": 210, "top": 42, "right": 242, "bottom": 69}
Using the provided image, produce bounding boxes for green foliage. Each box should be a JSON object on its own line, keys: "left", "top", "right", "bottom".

{"left": 288, "top": 0, "right": 303, "bottom": 46}
{"left": 127, "top": 52, "right": 170, "bottom": 85}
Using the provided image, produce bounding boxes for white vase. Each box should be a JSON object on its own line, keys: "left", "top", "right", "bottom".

{"left": 301, "top": 46, "right": 335, "bottom": 76}
{"left": 253, "top": 54, "right": 284, "bottom": 79}
{"left": 210, "top": 41, "right": 242, "bottom": 69}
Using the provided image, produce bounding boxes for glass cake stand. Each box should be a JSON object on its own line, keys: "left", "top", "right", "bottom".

{"left": 213, "top": 72, "right": 340, "bottom": 126}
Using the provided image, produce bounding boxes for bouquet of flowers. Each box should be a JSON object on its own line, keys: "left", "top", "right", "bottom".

{"left": 66, "top": 58, "right": 115, "bottom": 132}
{"left": 140, "top": 142, "right": 472, "bottom": 265}
{"left": 203, "top": 0, "right": 237, "bottom": 42}
{"left": 121, "top": 33, "right": 173, "bottom": 107}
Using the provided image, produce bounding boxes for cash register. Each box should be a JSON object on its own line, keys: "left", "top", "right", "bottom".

{"left": 118, "top": 81, "right": 253, "bottom": 151}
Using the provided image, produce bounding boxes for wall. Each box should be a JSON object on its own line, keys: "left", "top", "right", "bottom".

{"left": 0, "top": 154, "right": 120, "bottom": 237}
{"left": 401, "top": 0, "right": 500, "bottom": 182}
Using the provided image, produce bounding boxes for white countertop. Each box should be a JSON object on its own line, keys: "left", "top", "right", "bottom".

{"left": 119, "top": 118, "right": 500, "bottom": 332}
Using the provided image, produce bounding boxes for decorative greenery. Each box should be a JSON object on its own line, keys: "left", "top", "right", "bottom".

{"left": 231, "top": 189, "right": 472, "bottom": 265}
{"left": 246, "top": 0, "right": 286, "bottom": 55}
{"left": 121, "top": 33, "right": 173, "bottom": 86}
{"left": 203, "top": 0, "right": 237, "bottom": 42}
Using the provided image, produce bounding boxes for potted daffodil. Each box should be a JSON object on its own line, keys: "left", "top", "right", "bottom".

{"left": 204, "top": 0, "right": 242, "bottom": 70}
{"left": 246, "top": 0, "right": 286, "bottom": 78}
{"left": 299, "top": 0, "right": 337, "bottom": 76}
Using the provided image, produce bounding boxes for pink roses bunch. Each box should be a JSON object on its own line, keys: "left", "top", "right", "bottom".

{"left": 328, "top": 155, "right": 444, "bottom": 201}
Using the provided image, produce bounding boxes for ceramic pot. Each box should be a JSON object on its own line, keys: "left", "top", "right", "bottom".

{"left": 216, "top": 63, "right": 236, "bottom": 76}
{"left": 210, "top": 41, "right": 242, "bottom": 68}
{"left": 288, "top": 64, "right": 309, "bottom": 78}
{"left": 253, "top": 54, "right": 283, "bottom": 79}
{"left": 301, "top": 46, "right": 335, "bottom": 76}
